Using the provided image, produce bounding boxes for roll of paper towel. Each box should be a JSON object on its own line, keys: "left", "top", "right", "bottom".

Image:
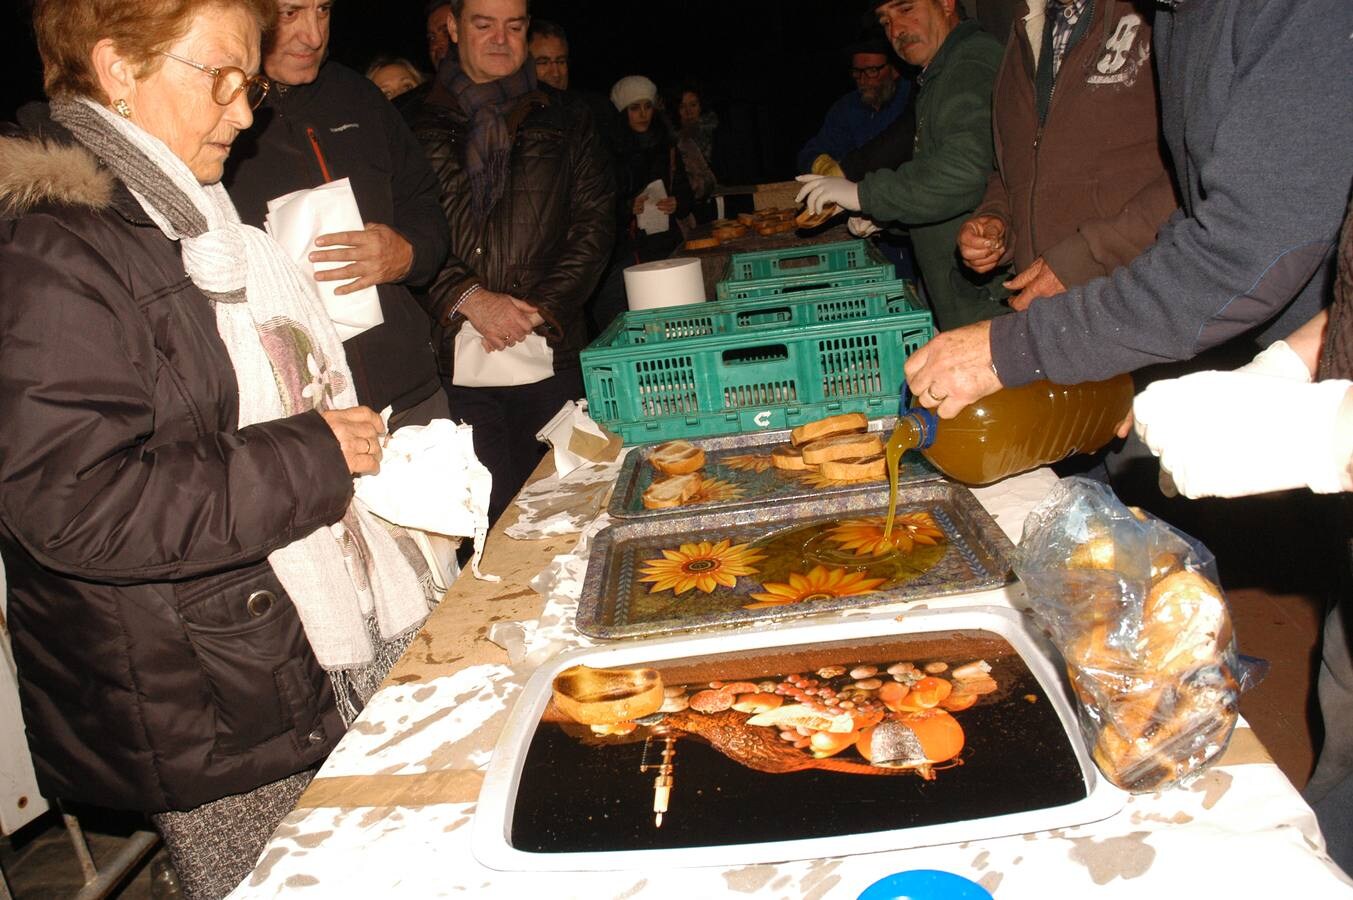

{"left": 623, "top": 257, "right": 706, "bottom": 311}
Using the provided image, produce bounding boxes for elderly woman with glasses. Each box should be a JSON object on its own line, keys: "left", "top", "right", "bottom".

{"left": 0, "top": 1, "right": 435, "bottom": 896}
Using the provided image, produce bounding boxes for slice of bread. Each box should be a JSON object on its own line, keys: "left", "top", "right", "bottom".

{"left": 819, "top": 455, "right": 886, "bottom": 481}
{"left": 801, "top": 432, "right": 884, "bottom": 466}
{"left": 771, "top": 444, "right": 809, "bottom": 471}
{"left": 790, "top": 412, "right": 868, "bottom": 447}
{"left": 795, "top": 203, "right": 839, "bottom": 230}
{"left": 648, "top": 440, "right": 706, "bottom": 475}
{"left": 641, "top": 472, "right": 702, "bottom": 509}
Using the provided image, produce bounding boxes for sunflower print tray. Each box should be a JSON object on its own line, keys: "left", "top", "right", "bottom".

{"left": 608, "top": 419, "right": 940, "bottom": 519}
{"left": 578, "top": 480, "right": 1016, "bottom": 639}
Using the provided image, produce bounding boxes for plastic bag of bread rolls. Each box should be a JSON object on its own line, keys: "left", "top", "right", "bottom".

{"left": 1012, "top": 477, "right": 1265, "bottom": 793}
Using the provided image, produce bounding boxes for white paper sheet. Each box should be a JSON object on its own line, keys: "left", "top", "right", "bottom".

{"left": 264, "top": 178, "right": 383, "bottom": 341}
{"left": 636, "top": 178, "right": 670, "bottom": 235}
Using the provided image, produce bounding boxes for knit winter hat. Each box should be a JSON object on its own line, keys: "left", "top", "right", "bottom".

{"left": 610, "top": 75, "right": 658, "bottom": 112}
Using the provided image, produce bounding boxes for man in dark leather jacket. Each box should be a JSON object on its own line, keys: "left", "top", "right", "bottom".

{"left": 407, "top": 0, "right": 615, "bottom": 523}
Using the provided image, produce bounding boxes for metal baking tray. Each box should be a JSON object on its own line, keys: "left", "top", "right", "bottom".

{"left": 608, "top": 417, "right": 940, "bottom": 519}
{"left": 473, "top": 607, "right": 1126, "bottom": 872}
{"left": 579, "top": 480, "right": 1015, "bottom": 640}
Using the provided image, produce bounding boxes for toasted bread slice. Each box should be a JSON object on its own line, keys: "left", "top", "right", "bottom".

{"left": 791, "top": 412, "right": 869, "bottom": 447}
{"left": 641, "top": 472, "right": 702, "bottom": 509}
{"left": 771, "top": 444, "right": 809, "bottom": 471}
{"left": 801, "top": 432, "right": 884, "bottom": 466}
{"left": 795, "top": 203, "right": 839, "bottom": 230}
{"left": 649, "top": 440, "right": 706, "bottom": 475}
{"left": 819, "top": 455, "right": 886, "bottom": 481}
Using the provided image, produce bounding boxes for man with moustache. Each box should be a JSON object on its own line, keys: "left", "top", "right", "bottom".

{"left": 226, "top": 0, "right": 451, "bottom": 428}
{"left": 797, "top": 0, "right": 1005, "bottom": 330}
{"left": 408, "top": 0, "right": 614, "bottom": 523}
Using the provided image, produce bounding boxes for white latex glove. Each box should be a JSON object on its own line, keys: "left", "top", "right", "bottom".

{"left": 1233, "top": 339, "right": 1313, "bottom": 382}
{"left": 795, "top": 174, "right": 861, "bottom": 215}
{"left": 848, "top": 216, "right": 881, "bottom": 238}
{"left": 1133, "top": 370, "right": 1353, "bottom": 498}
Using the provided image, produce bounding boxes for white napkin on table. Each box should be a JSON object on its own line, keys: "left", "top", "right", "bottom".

{"left": 354, "top": 419, "right": 497, "bottom": 581}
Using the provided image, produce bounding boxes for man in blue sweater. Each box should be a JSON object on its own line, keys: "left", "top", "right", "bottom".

{"left": 903, "top": 0, "right": 1353, "bottom": 872}
{"left": 796, "top": 38, "right": 910, "bottom": 174}
{"left": 904, "top": 0, "right": 1353, "bottom": 416}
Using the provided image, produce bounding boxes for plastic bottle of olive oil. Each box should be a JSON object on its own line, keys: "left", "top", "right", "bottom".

{"left": 886, "top": 375, "right": 1135, "bottom": 485}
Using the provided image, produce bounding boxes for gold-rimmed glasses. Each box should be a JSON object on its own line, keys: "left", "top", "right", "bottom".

{"left": 158, "top": 51, "right": 270, "bottom": 109}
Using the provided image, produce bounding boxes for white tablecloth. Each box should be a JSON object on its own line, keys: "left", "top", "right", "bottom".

{"left": 230, "top": 469, "right": 1353, "bottom": 898}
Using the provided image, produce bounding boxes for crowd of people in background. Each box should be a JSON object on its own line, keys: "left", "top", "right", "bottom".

{"left": 2, "top": 0, "right": 1352, "bottom": 897}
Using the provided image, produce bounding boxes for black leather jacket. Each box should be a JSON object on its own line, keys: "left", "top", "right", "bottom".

{"left": 407, "top": 81, "right": 615, "bottom": 373}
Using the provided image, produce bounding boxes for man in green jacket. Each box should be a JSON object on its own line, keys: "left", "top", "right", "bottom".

{"left": 797, "top": 0, "right": 1005, "bottom": 330}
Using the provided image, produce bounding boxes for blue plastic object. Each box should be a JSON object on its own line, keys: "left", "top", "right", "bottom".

{"left": 856, "top": 869, "right": 993, "bottom": 900}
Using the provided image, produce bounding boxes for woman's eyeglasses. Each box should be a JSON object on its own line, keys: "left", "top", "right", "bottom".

{"left": 158, "top": 51, "right": 270, "bottom": 109}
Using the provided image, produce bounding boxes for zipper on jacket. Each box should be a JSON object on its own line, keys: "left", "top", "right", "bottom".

{"left": 305, "top": 126, "right": 334, "bottom": 183}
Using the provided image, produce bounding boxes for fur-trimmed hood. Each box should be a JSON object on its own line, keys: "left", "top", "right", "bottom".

{"left": 1, "top": 102, "right": 118, "bottom": 217}
{"left": 0, "top": 132, "right": 113, "bottom": 217}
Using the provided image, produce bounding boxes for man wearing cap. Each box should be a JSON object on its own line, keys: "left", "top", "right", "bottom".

{"left": 408, "top": 0, "right": 614, "bottom": 523}
{"left": 226, "top": 0, "right": 451, "bottom": 428}
{"left": 796, "top": 38, "right": 910, "bottom": 174}
{"left": 797, "top": 0, "right": 1006, "bottom": 331}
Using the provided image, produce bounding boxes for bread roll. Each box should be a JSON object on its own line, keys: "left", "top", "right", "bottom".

{"left": 801, "top": 432, "right": 884, "bottom": 466}
{"left": 790, "top": 412, "right": 868, "bottom": 447}
{"left": 1140, "top": 570, "right": 1231, "bottom": 675}
{"left": 683, "top": 236, "right": 720, "bottom": 251}
{"left": 648, "top": 440, "right": 706, "bottom": 475}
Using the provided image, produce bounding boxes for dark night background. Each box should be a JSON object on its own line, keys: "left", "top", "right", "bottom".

{"left": 1, "top": 1, "right": 896, "bottom": 184}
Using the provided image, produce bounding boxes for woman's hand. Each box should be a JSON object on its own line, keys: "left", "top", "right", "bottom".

{"left": 462, "top": 289, "right": 538, "bottom": 351}
{"left": 633, "top": 195, "right": 648, "bottom": 215}
{"left": 321, "top": 406, "right": 386, "bottom": 475}
{"left": 655, "top": 196, "right": 677, "bottom": 214}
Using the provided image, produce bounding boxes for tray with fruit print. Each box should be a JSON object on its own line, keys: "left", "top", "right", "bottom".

{"left": 472, "top": 607, "right": 1126, "bottom": 871}
{"left": 578, "top": 479, "right": 1014, "bottom": 640}
{"left": 607, "top": 416, "right": 941, "bottom": 520}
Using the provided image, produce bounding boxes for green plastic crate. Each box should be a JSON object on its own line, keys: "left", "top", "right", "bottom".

{"left": 600, "top": 279, "right": 919, "bottom": 346}
{"left": 715, "top": 239, "right": 896, "bottom": 301}
{"left": 581, "top": 289, "right": 934, "bottom": 445}
{"left": 724, "top": 238, "right": 886, "bottom": 282}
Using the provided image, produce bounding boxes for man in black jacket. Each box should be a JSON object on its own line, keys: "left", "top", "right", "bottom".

{"left": 408, "top": 0, "right": 614, "bottom": 523}
{"left": 225, "top": 0, "right": 451, "bottom": 427}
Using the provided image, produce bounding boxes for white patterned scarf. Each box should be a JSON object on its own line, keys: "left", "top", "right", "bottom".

{"left": 50, "top": 98, "right": 433, "bottom": 716}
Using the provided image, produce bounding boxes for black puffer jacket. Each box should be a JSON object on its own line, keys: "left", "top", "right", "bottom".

{"left": 408, "top": 82, "right": 615, "bottom": 373}
{"left": 0, "top": 108, "right": 348, "bottom": 813}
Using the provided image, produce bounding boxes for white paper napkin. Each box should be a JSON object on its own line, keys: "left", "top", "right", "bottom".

{"left": 264, "top": 178, "right": 384, "bottom": 341}
{"left": 354, "top": 419, "right": 497, "bottom": 581}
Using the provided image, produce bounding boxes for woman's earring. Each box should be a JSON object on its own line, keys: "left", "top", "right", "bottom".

{"left": 113, "top": 99, "right": 132, "bottom": 118}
